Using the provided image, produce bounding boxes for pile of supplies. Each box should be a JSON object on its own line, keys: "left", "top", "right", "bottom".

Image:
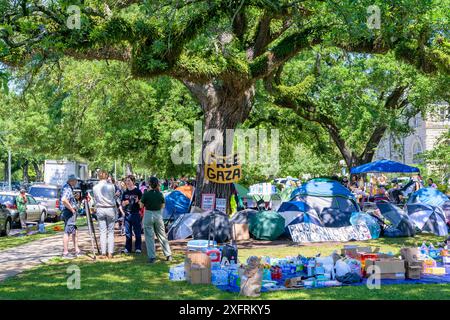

{"left": 168, "top": 240, "right": 450, "bottom": 295}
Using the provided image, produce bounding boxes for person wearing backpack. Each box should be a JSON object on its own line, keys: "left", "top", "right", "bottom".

{"left": 139, "top": 177, "right": 172, "bottom": 264}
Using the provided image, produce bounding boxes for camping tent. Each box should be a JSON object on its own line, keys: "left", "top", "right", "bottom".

{"left": 376, "top": 202, "right": 410, "bottom": 227}
{"left": 375, "top": 201, "right": 416, "bottom": 237}
{"left": 350, "top": 159, "right": 420, "bottom": 174}
{"left": 163, "top": 185, "right": 195, "bottom": 219}
{"left": 277, "top": 201, "right": 323, "bottom": 227}
{"left": 406, "top": 203, "right": 448, "bottom": 237}
{"left": 290, "top": 180, "right": 359, "bottom": 213}
{"left": 167, "top": 212, "right": 203, "bottom": 240}
{"left": 192, "top": 210, "right": 231, "bottom": 243}
{"left": 408, "top": 187, "right": 449, "bottom": 208}
{"left": 230, "top": 209, "right": 258, "bottom": 225}
{"left": 248, "top": 210, "right": 285, "bottom": 240}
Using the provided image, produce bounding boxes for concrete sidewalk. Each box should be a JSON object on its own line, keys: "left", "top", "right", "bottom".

{"left": 0, "top": 227, "right": 94, "bottom": 282}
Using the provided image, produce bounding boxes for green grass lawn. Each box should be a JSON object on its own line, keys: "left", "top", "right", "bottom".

{"left": 0, "top": 233, "right": 448, "bottom": 300}
{"left": 0, "top": 218, "right": 88, "bottom": 251}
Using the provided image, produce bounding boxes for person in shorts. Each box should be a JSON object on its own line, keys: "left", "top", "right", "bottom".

{"left": 60, "top": 174, "right": 81, "bottom": 258}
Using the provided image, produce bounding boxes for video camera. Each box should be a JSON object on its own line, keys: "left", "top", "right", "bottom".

{"left": 78, "top": 180, "right": 94, "bottom": 199}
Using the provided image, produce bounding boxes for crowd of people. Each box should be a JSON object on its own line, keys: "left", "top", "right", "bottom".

{"left": 340, "top": 174, "right": 439, "bottom": 205}
{"left": 59, "top": 172, "right": 175, "bottom": 263}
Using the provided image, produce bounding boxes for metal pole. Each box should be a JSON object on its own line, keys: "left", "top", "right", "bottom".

{"left": 114, "top": 160, "right": 117, "bottom": 180}
{"left": 8, "top": 149, "right": 11, "bottom": 191}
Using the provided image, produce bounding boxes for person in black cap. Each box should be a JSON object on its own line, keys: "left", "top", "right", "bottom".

{"left": 139, "top": 177, "right": 172, "bottom": 263}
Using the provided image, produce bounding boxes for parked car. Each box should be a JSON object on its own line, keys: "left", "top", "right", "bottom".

{"left": 27, "top": 184, "right": 61, "bottom": 222}
{"left": 0, "top": 203, "right": 12, "bottom": 236}
{"left": 0, "top": 191, "right": 48, "bottom": 227}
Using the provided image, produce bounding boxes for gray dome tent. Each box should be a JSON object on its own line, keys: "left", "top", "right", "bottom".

{"left": 192, "top": 210, "right": 231, "bottom": 243}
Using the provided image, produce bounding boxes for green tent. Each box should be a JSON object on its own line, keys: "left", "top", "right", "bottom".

{"left": 234, "top": 183, "right": 250, "bottom": 199}
{"left": 249, "top": 210, "right": 285, "bottom": 240}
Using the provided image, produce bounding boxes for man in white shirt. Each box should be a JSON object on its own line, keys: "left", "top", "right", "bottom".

{"left": 93, "top": 170, "right": 117, "bottom": 259}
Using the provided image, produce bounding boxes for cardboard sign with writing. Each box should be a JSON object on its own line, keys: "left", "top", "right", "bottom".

{"left": 204, "top": 153, "right": 241, "bottom": 184}
{"left": 288, "top": 223, "right": 372, "bottom": 243}
{"left": 201, "top": 194, "right": 215, "bottom": 211}
{"left": 215, "top": 198, "right": 227, "bottom": 213}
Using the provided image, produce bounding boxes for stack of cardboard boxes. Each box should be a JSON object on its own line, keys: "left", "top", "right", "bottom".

{"left": 400, "top": 248, "right": 422, "bottom": 280}
{"left": 364, "top": 259, "right": 406, "bottom": 280}
{"left": 185, "top": 251, "right": 211, "bottom": 285}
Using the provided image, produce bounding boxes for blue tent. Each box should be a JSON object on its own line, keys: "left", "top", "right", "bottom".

{"left": 289, "top": 181, "right": 359, "bottom": 227}
{"left": 277, "top": 201, "right": 323, "bottom": 230}
{"left": 163, "top": 190, "right": 192, "bottom": 219}
{"left": 408, "top": 187, "right": 449, "bottom": 208}
{"left": 290, "top": 180, "right": 355, "bottom": 200}
{"left": 350, "top": 159, "right": 420, "bottom": 174}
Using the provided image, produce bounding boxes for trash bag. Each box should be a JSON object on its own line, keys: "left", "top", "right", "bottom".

{"left": 336, "top": 272, "right": 362, "bottom": 284}
{"left": 350, "top": 212, "right": 381, "bottom": 239}
{"left": 335, "top": 259, "right": 351, "bottom": 278}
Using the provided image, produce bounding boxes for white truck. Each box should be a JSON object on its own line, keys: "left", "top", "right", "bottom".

{"left": 43, "top": 160, "right": 89, "bottom": 186}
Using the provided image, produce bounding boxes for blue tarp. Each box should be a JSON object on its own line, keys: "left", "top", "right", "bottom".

{"left": 350, "top": 159, "right": 420, "bottom": 174}
{"left": 163, "top": 190, "right": 192, "bottom": 219}
{"left": 408, "top": 187, "right": 449, "bottom": 208}
{"left": 290, "top": 180, "right": 355, "bottom": 200}
{"left": 216, "top": 265, "right": 450, "bottom": 293}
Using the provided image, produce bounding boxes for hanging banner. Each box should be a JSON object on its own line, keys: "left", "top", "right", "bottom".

{"left": 288, "top": 223, "right": 372, "bottom": 243}
{"left": 204, "top": 153, "right": 241, "bottom": 184}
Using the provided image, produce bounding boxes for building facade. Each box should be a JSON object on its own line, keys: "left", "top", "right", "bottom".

{"left": 375, "top": 103, "right": 450, "bottom": 165}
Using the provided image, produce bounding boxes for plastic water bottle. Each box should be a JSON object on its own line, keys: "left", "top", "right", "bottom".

{"left": 38, "top": 223, "right": 45, "bottom": 233}
{"left": 420, "top": 242, "right": 428, "bottom": 255}
{"left": 307, "top": 259, "right": 315, "bottom": 277}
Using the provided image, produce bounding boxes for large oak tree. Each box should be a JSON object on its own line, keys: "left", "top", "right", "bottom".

{"left": 1, "top": 0, "right": 448, "bottom": 204}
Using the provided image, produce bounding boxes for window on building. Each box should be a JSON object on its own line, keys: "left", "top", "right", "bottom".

{"left": 412, "top": 141, "right": 423, "bottom": 163}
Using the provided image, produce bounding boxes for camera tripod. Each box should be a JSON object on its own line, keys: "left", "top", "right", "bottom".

{"left": 83, "top": 198, "right": 100, "bottom": 260}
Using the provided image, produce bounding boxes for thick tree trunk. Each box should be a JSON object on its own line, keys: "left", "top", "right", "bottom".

{"left": 184, "top": 81, "right": 255, "bottom": 211}
{"left": 32, "top": 161, "right": 43, "bottom": 182}
{"left": 22, "top": 160, "right": 29, "bottom": 184}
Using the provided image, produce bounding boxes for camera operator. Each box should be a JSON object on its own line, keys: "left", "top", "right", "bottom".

{"left": 60, "top": 175, "right": 81, "bottom": 258}
{"left": 93, "top": 170, "right": 117, "bottom": 259}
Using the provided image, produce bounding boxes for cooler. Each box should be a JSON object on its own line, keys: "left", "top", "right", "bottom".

{"left": 187, "top": 240, "right": 217, "bottom": 252}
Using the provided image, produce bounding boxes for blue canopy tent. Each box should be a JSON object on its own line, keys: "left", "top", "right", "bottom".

{"left": 350, "top": 159, "right": 420, "bottom": 174}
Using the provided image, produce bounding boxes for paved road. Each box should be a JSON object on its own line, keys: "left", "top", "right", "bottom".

{"left": 0, "top": 227, "right": 93, "bottom": 282}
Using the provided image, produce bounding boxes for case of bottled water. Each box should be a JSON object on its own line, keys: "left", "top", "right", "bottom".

{"left": 169, "top": 264, "right": 185, "bottom": 281}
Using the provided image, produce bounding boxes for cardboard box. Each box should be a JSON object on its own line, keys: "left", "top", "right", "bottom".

{"left": 341, "top": 246, "right": 380, "bottom": 257}
{"left": 400, "top": 247, "right": 419, "bottom": 262}
{"left": 423, "top": 267, "right": 446, "bottom": 275}
{"left": 365, "top": 259, "right": 405, "bottom": 280}
{"left": 185, "top": 252, "right": 211, "bottom": 284}
{"left": 188, "top": 265, "right": 212, "bottom": 284}
{"left": 405, "top": 261, "right": 422, "bottom": 280}
{"left": 232, "top": 223, "right": 250, "bottom": 241}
